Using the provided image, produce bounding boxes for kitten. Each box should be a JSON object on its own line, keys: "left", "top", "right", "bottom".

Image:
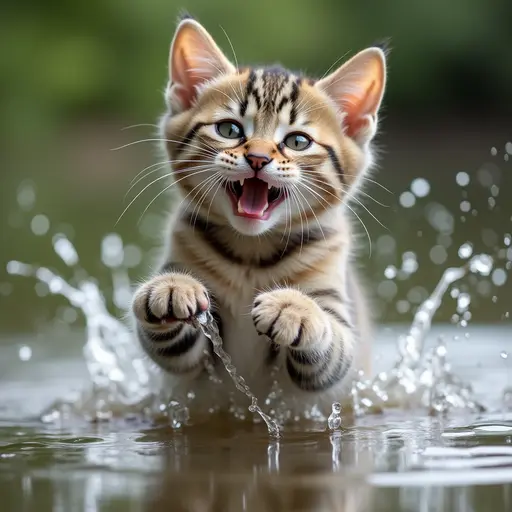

{"left": 131, "top": 15, "right": 387, "bottom": 414}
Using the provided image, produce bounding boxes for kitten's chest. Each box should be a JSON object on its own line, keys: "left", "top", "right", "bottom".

{"left": 215, "top": 291, "right": 271, "bottom": 386}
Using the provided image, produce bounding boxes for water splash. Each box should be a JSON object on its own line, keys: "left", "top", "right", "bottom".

{"left": 7, "top": 237, "right": 504, "bottom": 429}
{"left": 327, "top": 402, "right": 342, "bottom": 430}
{"left": 347, "top": 255, "right": 496, "bottom": 417}
{"left": 7, "top": 233, "right": 281, "bottom": 435}
{"left": 6, "top": 166, "right": 511, "bottom": 432}
{"left": 6, "top": 246, "right": 155, "bottom": 422}
{"left": 194, "top": 311, "right": 281, "bottom": 438}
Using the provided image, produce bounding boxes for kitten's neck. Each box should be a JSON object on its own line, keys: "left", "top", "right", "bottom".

{"left": 174, "top": 206, "right": 350, "bottom": 269}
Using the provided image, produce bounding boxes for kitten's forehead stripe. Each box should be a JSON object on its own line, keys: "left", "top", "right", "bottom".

{"left": 239, "top": 67, "right": 302, "bottom": 123}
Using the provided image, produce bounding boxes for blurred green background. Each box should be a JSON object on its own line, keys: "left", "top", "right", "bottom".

{"left": 1, "top": 0, "right": 511, "bottom": 334}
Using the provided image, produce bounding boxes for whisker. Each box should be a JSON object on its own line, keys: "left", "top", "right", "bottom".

{"left": 219, "top": 25, "right": 245, "bottom": 102}
{"left": 138, "top": 171, "right": 216, "bottom": 225}
{"left": 173, "top": 172, "right": 221, "bottom": 220}
{"left": 293, "top": 185, "right": 327, "bottom": 242}
{"left": 111, "top": 138, "right": 217, "bottom": 157}
{"left": 126, "top": 160, "right": 214, "bottom": 197}
{"left": 318, "top": 50, "right": 352, "bottom": 80}
{"left": 191, "top": 173, "right": 223, "bottom": 228}
{"left": 302, "top": 174, "right": 391, "bottom": 208}
{"left": 301, "top": 174, "right": 389, "bottom": 232}
{"left": 121, "top": 123, "right": 160, "bottom": 131}
{"left": 206, "top": 177, "right": 226, "bottom": 225}
{"left": 116, "top": 167, "right": 214, "bottom": 226}
{"left": 288, "top": 186, "right": 308, "bottom": 253}
{"left": 300, "top": 178, "right": 372, "bottom": 256}
{"left": 192, "top": 54, "right": 243, "bottom": 106}
{"left": 301, "top": 168, "right": 392, "bottom": 194}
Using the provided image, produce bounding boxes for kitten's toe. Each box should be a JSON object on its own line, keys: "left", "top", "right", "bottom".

{"left": 252, "top": 289, "right": 326, "bottom": 348}
{"left": 132, "top": 273, "right": 209, "bottom": 326}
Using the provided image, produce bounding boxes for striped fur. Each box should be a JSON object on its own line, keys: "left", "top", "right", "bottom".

{"left": 131, "top": 17, "right": 387, "bottom": 412}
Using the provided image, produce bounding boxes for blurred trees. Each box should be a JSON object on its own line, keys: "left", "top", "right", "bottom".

{"left": 1, "top": 0, "right": 511, "bottom": 136}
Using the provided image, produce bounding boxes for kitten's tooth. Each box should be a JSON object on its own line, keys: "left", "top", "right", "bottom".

{"left": 239, "top": 179, "right": 245, "bottom": 187}
{"left": 263, "top": 202, "right": 269, "bottom": 212}
{"left": 237, "top": 200, "right": 244, "bottom": 214}
{"left": 268, "top": 183, "right": 272, "bottom": 190}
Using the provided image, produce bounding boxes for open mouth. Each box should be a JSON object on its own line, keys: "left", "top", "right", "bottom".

{"left": 226, "top": 178, "right": 286, "bottom": 220}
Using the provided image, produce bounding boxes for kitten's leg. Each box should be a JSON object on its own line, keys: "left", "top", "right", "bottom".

{"left": 251, "top": 288, "right": 354, "bottom": 392}
{"left": 132, "top": 265, "right": 210, "bottom": 375}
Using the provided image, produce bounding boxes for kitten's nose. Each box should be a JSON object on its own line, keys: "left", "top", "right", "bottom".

{"left": 244, "top": 153, "right": 272, "bottom": 172}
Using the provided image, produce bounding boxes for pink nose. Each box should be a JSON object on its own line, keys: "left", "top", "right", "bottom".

{"left": 245, "top": 153, "right": 272, "bottom": 171}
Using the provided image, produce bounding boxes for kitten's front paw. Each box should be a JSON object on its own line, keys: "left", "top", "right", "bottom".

{"left": 132, "top": 273, "right": 209, "bottom": 326}
{"left": 252, "top": 289, "right": 328, "bottom": 348}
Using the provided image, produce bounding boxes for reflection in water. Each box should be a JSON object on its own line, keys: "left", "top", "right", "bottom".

{"left": 2, "top": 416, "right": 512, "bottom": 511}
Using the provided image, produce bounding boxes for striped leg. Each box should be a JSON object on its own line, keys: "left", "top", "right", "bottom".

{"left": 132, "top": 270, "right": 210, "bottom": 375}
{"left": 251, "top": 288, "right": 354, "bottom": 392}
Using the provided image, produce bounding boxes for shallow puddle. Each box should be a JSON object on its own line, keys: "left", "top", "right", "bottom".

{"left": 1, "top": 328, "right": 511, "bottom": 511}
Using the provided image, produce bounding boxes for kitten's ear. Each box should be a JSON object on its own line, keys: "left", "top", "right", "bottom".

{"left": 315, "top": 48, "right": 387, "bottom": 145}
{"left": 168, "top": 19, "right": 235, "bottom": 112}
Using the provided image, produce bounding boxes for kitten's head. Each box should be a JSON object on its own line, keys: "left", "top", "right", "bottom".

{"left": 162, "top": 17, "right": 387, "bottom": 236}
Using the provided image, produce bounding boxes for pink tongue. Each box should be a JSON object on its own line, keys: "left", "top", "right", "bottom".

{"left": 238, "top": 178, "right": 269, "bottom": 216}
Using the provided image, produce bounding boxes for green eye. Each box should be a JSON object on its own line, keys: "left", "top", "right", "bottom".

{"left": 216, "top": 121, "right": 244, "bottom": 139}
{"left": 283, "top": 133, "right": 312, "bottom": 151}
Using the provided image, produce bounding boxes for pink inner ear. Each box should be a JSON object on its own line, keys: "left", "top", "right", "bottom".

{"left": 343, "top": 80, "right": 376, "bottom": 138}
{"left": 173, "top": 49, "right": 195, "bottom": 109}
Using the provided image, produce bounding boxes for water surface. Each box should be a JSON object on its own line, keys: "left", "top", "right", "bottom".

{"left": 1, "top": 326, "right": 511, "bottom": 511}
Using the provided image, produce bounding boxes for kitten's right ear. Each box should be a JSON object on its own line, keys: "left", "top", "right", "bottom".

{"left": 168, "top": 19, "right": 235, "bottom": 112}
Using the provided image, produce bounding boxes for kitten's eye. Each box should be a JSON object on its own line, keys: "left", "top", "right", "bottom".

{"left": 216, "top": 121, "right": 244, "bottom": 139}
{"left": 283, "top": 133, "right": 312, "bottom": 151}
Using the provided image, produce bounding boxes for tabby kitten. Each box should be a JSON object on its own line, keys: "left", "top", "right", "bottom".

{"left": 131, "top": 16, "right": 387, "bottom": 412}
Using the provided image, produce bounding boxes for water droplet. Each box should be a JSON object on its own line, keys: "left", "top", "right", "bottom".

{"left": 384, "top": 265, "right": 397, "bottom": 279}
{"left": 399, "top": 191, "right": 416, "bottom": 208}
{"left": 328, "top": 402, "right": 342, "bottom": 429}
{"left": 101, "top": 234, "right": 124, "bottom": 268}
{"left": 30, "top": 214, "right": 50, "bottom": 236}
{"left": 456, "top": 171, "right": 470, "bottom": 187}
{"left": 425, "top": 203, "right": 454, "bottom": 234}
{"left": 458, "top": 242, "right": 473, "bottom": 260}
{"left": 376, "top": 235, "right": 396, "bottom": 255}
{"left": 17, "top": 181, "right": 36, "bottom": 211}
{"left": 506, "top": 142, "right": 512, "bottom": 155}
{"left": 457, "top": 293, "right": 471, "bottom": 312}
{"left": 123, "top": 244, "right": 142, "bottom": 268}
{"left": 492, "top": 268, "right": 507, "bottom": 287}
{"left": 460, "top": 200, "right": 471, "bottom": 213}
{"left": 402, "top": 252, "right": 418, "bottom": 274}
{"left": 429, "top": 245, "right": 447, "bottom": 265}
{"left": 52, "top": 234, "right": 79, "bottom": 266}
{"left": 18, "top": 346, "right": 32, "bottom": 361}
{"left": 490, "top": 147, "right": 498, "bottom": 156}
{"left": 500, "top": 351, "right": 508, "bottom": 360}
{"left": 396, "top": 300, "right": 410, "bottom": 314}
{"left": 469, "top": 254, "right": 494, "bottom": 276}
{"left": 377, "top": 280, "right": 397, "bottom": 300}
{"left": 410, "top": 178, "right": 430, "bottom": 198}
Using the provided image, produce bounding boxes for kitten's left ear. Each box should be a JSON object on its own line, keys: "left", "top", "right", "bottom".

{"left": 315, "top": 48, "right": 387, "bottom": 145}
{"left": 168, "top": 18, "right": 236, "bottom": 112}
